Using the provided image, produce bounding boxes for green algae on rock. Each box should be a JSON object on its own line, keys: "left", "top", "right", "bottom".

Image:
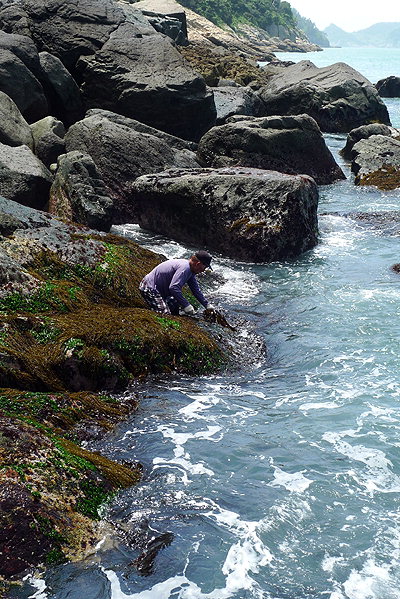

{"left": 0, "top": 197, "right": 227, "bottom": 590}
{"left": 0, "top": 409, "right": 141, "bottom": 578}
{"left": 0, "top": 203, "right": 225, "bottom": 391}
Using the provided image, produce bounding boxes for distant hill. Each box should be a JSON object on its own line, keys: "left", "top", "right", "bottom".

{"left": 292, "top": 9, "right": 330, "bottom": 47}
{"left": 324, "top": 22, "right": 400, "bottom": 47}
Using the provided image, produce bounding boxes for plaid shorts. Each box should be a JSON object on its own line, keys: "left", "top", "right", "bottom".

{"left": 139, "top": 279, "right": 180, "bottom": 315}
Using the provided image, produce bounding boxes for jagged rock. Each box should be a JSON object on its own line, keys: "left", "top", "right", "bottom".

{"left": 197, "top": 114, "right": 345, "bottom": 185}
{"left": 376, "top": 76, "right": 400, "bottom": 98}
{"left": 22, "top": 0, "right": 126, "bottom": 73}
{"left": 65, "top": 110, "right": 200, "bottom": 223}
{"left": 211, "top": 86, "right": 265, "bottom": 124}
{"left": 0, "top": 90, "right": 34, "bottom": 149}
{"left": 78, "top": 21, "right": 216, "bottom": 141}
{"left": 132, "top": 166, "right": 319, "bottom": 262}
{"left": 259, "top": 61, "right": 390, "bottom": 133}
{"left": 31, "top": 115, "right": 65, "bottom": 146}
{"left": 341, "top": 123, "right": 394, "bottom": 159}
{"left": 133, "top": 0, "right": 188, "bottom": 44}
{"left": 0, "top": 142, "right": 53, "bottom": 208}
{"left": 49, "top": 151, "right": 114, "bottom": 231}
{"left": 39, "top": 51, "right": 84, "bottom": 127}
{"left": 0, "top": 1, "right": 31, "bottom": 37}
{"left": 351, "top": 135, "right": 400, "bottom": 190}
{"left": 0, "top": 31, "right": 48, "bottom": 122}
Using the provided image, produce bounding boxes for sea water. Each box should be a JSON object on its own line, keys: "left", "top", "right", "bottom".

{"left": 14, "top": 49, "right": 400, "bottom": 599}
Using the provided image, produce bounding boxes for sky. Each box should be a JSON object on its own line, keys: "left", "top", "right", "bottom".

{"left": 288, "top": 0, "right": 400, "bottom": 32}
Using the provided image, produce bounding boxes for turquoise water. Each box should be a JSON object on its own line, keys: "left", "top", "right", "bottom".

{"left": 14, "top": 53, "right": 400, "bottom": 599}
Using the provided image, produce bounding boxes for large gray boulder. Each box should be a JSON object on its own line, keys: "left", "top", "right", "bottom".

{"left": 78, "top": 21, "right": 216, "bottom": 141}
{"left": 376, "top": 76, "right": 400, "bottom": 98}
{"left": 211, "top": 86, "right": 265, "bottom": 124}
{"left": 197, "top": 114, "right": 345, "bottom": 185}
{"left": 341, "top": 123, "right": 394, "bottom": 160}
{"left": 259, "top": 61, "right": 390, "bottom": 133}
{"left": 0, "top": 91, "right": 34, "bottom": 149}
{"left": 22, "top": 0, "right": 126, "bottom": 73}
{"left": 351, "top": 135, "right": 400, "bottom": 190}
{"left": 0, "top": 142, "right": 53, "bottom": 209}
{"left": 132, "top": 167, "right": 319, "bottom": 262}
{"left": 65, "top": 110, "right": 200, "bottom": 223}
{"left": 0, "top": 31, "right": 48, "bottom": 122}
{"left": 39, "top": 52, "right": 84, "bottom": 126}
{"left": 49, "top": 151, "right": 113, "bottom": 231}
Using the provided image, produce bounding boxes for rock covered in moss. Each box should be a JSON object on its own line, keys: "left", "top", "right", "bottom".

{"left": 0, "top": 408, "right": 140, "bottom": 577}
{"left": 351, "top": 135, "right": 400, "bottom": 190}
{"left": 0, "top": 196, "right": 225, "bottom": 391}
{"left": 132, "top": 166, "right": 319, "bottom": 262}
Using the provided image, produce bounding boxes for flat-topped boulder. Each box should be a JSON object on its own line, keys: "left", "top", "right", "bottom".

{"left": 64, "top": 109, "right": 200, "bottom": 223}
{"left": 132, "top": 166, "right": 319, "bottom": 262}
{"left": 259, "top": 61, "right": 390, "bottom": 133}
{"left": 351, "top": 135, "right": 400, "bottom": 190}
{"left": 376, "top": 76, "right": 400, "bottom": 98}
{"left": 197, "top": 114, "right": 345, "bottom": 185}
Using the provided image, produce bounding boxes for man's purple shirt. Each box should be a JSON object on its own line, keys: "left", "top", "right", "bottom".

{"left": 143, "top": 259, "right": 208, "bottom": 309}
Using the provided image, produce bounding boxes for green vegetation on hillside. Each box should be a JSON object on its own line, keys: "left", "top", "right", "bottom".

{"left": 178, "top": 0, "right": 296, "bottom": 32}
{"left": 292, "top": 9, "right": 330, "bottom": 47}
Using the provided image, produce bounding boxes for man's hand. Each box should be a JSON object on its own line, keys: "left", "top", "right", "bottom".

{"left": 206, "top": 304, "right": 216, "bottom": 311}
{"left": 182, "top": 304, "right": 196, "bottom": 316}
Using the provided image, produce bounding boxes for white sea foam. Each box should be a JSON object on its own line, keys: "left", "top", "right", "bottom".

{"left": 105, "top": 502, "right": 272, "bottom": 598}
{"left": 24, "top": 576, "right": 47, "bottom": 599}
{"left": 300, "top": 401, "right": 340, "bottom": 412}
{"left": 269, "top": 465, "right": 313, "bottom": 493}
{"left": 323, "top": 432, "right": 400, "bottom": 493}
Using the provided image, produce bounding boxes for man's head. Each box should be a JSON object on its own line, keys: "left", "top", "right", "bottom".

{"left": 189, "top": 250, "right": 213, "bottom": 274}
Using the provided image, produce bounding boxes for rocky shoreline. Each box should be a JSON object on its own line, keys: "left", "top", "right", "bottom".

{"left": 0, "top": 0, "right": 399, "bottom": 592}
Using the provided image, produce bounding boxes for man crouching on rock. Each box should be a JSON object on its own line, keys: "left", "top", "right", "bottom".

{"left": 139, "top": 250, "right": 214, "bottom": 316}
